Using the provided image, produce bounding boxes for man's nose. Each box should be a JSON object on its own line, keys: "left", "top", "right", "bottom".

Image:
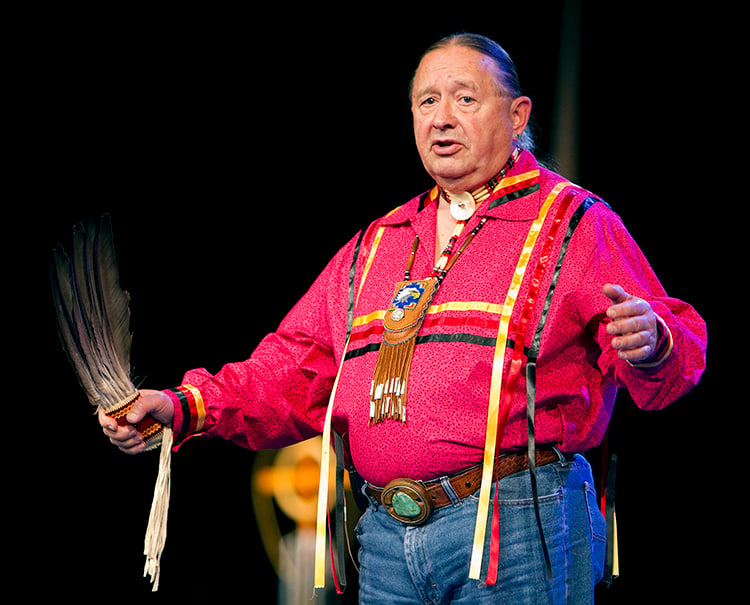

{"left": 432, "top": 101, "right": 456, "bottom": 130}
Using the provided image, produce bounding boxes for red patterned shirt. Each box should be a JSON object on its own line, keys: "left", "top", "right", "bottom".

{"left": 164, "top": 151, "right": 707, "bottom": 486}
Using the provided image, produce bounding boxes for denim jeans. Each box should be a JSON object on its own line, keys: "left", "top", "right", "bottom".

{"left": 355, "top": 453, "right": 606, "bottom": 604}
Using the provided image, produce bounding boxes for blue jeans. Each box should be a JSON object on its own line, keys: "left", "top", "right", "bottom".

{"left": 355, "top": 453, "right": 606, "bottom": 604}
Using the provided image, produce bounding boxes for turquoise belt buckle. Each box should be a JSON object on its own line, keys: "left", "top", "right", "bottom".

{"left": 381, "top": 478, "right": 433, "bottom": 525}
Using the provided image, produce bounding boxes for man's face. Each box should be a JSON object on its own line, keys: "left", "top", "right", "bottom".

{"left": 411, "top": 45, "right": 529, "bottom": 193}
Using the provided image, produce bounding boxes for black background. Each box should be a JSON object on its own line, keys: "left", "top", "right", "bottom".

{"left": 16, "top": 3, "right": 738, "bottom": 603}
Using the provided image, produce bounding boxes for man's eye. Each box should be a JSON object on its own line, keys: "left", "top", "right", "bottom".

{"left": 421, "top": 97, "right": 437, "bottom": 107}
{"left": 459, "top": 96, "right": 475, "bottom": 104}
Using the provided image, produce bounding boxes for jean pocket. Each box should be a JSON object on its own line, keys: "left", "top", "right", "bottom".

{"left": 583, "top": 482, "right": 607, "bottom": 582}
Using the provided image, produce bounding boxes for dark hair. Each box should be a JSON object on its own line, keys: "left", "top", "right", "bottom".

{"left": 409, "top": 33, "right": 534, "bottom": 151}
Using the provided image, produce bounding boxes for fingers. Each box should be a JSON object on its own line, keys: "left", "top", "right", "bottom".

{"left": 602, "top": 283, "right": 628, "bottom": 305}
{"left": 606, "top": 321, "right": 656, "bottom": 361}
{"left": 604, "top": 284, "right": 651, "bottom": 318}
{"left": 606, "top": 310, "right": 653, "bottom": 337}
{"left": 603, "top": 284, "right": 657, "bottom": 363}
{"left": 135, "top": 390, "right": 176, "bottom": 426}
{"left": 121, "top": 390, "right": 157, "bottom": 425}
{"left": 100, "top": 408, "right": 146, "bottom": 455}
{"left": 97, "top": 390, "right": 175, "bottom": 455}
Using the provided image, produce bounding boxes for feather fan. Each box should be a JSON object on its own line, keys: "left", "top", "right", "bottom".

{"left": 52, "top": 216, "right": 138, "bottom": 409}
{"left": 50, "top": 214, "right": 172, "bottom": 591}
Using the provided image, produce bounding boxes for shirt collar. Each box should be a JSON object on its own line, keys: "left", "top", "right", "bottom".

{"left": 379, "top": 149, "right": 543, "bottom": 227}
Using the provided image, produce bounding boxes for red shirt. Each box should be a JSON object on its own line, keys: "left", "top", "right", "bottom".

{"left": 166, "top": 151, "right": 706, "bottom": 486}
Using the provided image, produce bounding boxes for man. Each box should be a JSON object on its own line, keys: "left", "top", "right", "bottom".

{"left": 101, "top": 34, "right": 706, "bottom": 603}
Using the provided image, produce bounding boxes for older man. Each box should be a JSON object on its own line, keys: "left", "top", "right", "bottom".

{"left": 101, "top": 33, "right": 706, "bottom": 603}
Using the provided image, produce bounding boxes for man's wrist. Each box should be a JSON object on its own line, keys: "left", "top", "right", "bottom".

{"left": 162, "top": 384, "right": 207, "bottom": 444}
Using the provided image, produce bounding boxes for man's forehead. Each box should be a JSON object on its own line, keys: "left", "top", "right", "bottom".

{"left": 413, "top": 47, "right": 500, "bottom": 95}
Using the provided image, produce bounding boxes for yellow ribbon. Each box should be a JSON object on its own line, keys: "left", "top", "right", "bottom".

{"left": 469, "top": 181, "right": 572, "bottom": 579}
{"left": 313, "top": 336, "right": 349, "bottom": 588}
{"left": 314, "top": 212, "right": 393, "bottom": 588}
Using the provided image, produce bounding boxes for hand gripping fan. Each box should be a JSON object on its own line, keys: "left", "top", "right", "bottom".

{"left": 50, "top": 214, "right": 172, "bottom": 590}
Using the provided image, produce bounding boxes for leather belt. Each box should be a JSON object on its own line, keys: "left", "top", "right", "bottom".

{"left": 365, "top": 449, "right": 561, "bottom": 525}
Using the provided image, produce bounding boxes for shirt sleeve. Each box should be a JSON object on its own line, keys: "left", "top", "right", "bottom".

{"left": 565, "top": 203, "right": 707, "bottom": 411}
{"left": 163, "top": 232, "right": 360, "bottom": 450}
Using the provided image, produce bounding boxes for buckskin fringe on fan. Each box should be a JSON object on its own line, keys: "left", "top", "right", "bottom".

{"left": 50, "top": 214, "right": 172, "bottom": 591}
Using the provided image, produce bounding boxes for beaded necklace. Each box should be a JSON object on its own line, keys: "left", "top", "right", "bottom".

{"left": 369, "top": 147, "right": 519, "bottom": 424}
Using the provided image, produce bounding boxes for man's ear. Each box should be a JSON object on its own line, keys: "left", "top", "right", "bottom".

{"left": 510, "top": 95, "right": 532, "bottom": 136}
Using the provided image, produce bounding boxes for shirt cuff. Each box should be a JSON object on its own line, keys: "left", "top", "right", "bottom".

{"left": 162, "top": 384, "right": 207, "bottom": 446}
{"left": 627, "top": 313, "right": 674, "bottom": 369}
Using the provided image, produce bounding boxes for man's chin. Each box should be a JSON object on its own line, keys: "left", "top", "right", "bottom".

{"left": 425, "top": 161, "right": 474, "bottom": 188}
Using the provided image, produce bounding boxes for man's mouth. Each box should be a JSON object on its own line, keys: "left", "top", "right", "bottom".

{"left": 432, "top": 140, "right": 462, "bottom": 155}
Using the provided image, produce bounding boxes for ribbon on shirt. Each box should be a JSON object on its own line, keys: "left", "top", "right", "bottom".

{"left": 469, "top": 181, "right": 574, "bottom": 583}
{"left": 313, "top": 213, "right": 393, "bottom": 592}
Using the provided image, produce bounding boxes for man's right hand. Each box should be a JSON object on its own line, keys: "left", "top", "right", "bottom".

{"left": 99, "top": 389, "right": 175, "bottom": 454}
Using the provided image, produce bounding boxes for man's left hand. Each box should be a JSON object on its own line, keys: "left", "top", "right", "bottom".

{"left": 603, "top": 283, "right": 658, "bottom": 364}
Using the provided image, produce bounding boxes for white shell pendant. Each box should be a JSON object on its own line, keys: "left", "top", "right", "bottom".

{"left": 448, "top": 191, "right": 476, "bottom": 221}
